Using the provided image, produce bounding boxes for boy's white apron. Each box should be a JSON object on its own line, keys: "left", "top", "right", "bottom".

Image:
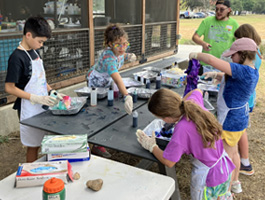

{"left": 19, "top": 44, "right": 48, "bottom": 147}
{"left": 190, "top": 151, "right": 229, "bottom": 200}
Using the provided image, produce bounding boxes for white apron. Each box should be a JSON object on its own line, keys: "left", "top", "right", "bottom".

{"left": 217, "top": 77, "right": 248, "bottom": 125}
{"left": 89, "top": 56, "right": 122, "bottom": 88}
{"left": 190, "top": 151, "right": 229, "bottom": 200}
{"left": 19, "top": 43, "right": 48, "bottom": 147}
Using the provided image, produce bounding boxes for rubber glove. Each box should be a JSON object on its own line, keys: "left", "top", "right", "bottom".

{"left": 49, "top": 89, "right": 65, "bottom": 100}
{"left": 128, "top": 53, "right": 137, "bottom": 62}
{"left": 136, "top": 129, "right": 158, "bottom": 153}
{"left": 189, "top": 52, "right": 198, "bottom": 60}
{"left": 30, "top": 94, "right": 57, "bottom": 107}
{"left": 124, "top": 95, "right": 133, "bottom": 115}
{"left": 202, "top": 71, "right": 217, "bottom": 79}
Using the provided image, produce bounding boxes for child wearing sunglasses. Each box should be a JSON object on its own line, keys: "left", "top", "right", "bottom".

{"left": 87, "top": 24, "right": 136, "bottom": 158}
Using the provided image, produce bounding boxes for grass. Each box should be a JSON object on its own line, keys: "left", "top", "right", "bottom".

{"left": 0, "top": 135, "right": 9, "bottom": 144}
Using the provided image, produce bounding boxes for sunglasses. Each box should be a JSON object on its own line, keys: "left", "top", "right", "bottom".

{"left": 112, "top": 42, "right": 130, "bottom": 49}
{"left": 215, "top": 7, "right": 228, "bottom": 13}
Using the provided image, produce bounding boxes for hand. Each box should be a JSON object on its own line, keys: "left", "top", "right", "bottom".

{"left": 136, "top": 129, "right": 158, "bottom": 153}
{"left": 128, "top": 53, "right": 137, "bottom": 62}
{"left": 30, "top": 94, "right": 57, "bottom": 107}
{"left": 189, "top": 52, "right": 198, "bottom": 60}
{"left": 202, "top": 71, "right": 217, "bottom": 79}
{"left": 49, "top": 90, "right": 66, "bottom": 100}
{"left": 124, "top": 95, "right": 133, "bottom": 115}
{"left": 202, "top": 42, "right": 211, "bottom": 51}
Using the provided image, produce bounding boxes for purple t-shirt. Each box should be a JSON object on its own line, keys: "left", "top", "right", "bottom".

{"left": 163, "top": 90, "right": 235, "bottom": 187}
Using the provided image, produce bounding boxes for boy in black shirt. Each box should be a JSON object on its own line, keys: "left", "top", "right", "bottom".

{"left": 5, "top": 16, "right": 60, "bottom": 162}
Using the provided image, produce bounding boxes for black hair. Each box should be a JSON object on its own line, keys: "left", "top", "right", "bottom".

{"left": 23, "top": 16, "right": 51, "bottom": 38}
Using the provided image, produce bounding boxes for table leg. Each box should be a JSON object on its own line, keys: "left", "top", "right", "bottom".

{"left": 158, "top": 163, "right": 181, "bottom": 200}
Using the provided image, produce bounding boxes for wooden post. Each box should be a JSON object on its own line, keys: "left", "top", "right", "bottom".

{"left": 141, "top": 0, "right": 146, "bottom": 56}
{"left": 176, "top": 0, "right": 180, "bottom": 45}
{"left": 88, "top": 0, "right": 95, "bottom": 67}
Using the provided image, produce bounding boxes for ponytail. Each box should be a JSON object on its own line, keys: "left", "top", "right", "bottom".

{"left": 148, "top": 89, "right": 222, "bottom": 148}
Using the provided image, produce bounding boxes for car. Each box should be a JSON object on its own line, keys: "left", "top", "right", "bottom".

{"left": 195, "top": 12, "right": 206, "bottom": 18}
{"left": 180, "top": 11, "right": 195, "bottom": 19}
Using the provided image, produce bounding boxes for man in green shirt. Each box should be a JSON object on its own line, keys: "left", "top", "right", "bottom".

{"left": 192, "top": 0, "right": 239, "bottom": 74}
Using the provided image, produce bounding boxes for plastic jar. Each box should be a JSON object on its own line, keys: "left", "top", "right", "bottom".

{"left": 43, "top": 177, "right": 65, "bottom": 200}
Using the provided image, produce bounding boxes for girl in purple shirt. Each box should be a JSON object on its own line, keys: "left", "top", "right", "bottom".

{"left": 136, "top": 89, "right": 235, "bottom": 200}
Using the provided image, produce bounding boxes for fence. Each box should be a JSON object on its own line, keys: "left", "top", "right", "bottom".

{"left": 0, "top": 22, "right": 177, "bottom": 104}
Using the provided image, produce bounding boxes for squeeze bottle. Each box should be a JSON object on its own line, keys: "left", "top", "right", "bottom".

{"left": 108, "top": 85, "right": 114, "bottom": 106}
{"left": 43, "top": 177, "right": 65, "bottom": 200}
{"left": 90, "top": 87, "right": 97, "bottom": 106}
{"left": 132, "top": 111, "right": 138, "bottom": 127}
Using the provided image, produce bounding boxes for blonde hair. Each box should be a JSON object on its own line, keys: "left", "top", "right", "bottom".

{"left": 148, "top": 89, "right": 222, "bottom": 149}
{"left": 104, "top": 24, "right": 128, "bottom": 47}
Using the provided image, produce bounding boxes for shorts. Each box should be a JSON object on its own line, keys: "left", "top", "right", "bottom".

{"left": 203, "top": 173, "right": 232, "bottom": 200}
{"left": 221, "top": 129, "right": 246, "bottom": 147}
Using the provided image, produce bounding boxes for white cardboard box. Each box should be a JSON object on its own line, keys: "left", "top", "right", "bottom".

{"left": 15, "top": 161, "right": 73, "bottom": 188}
{"left": 41, "top": 134, "right": 88, "bottom": 154}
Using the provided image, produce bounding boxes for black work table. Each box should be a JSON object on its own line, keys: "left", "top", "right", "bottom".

{"left": 20, "top": 97, "right": 147, "bottom": 137}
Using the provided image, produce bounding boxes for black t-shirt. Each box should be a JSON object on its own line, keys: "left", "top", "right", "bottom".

{"left": 5, "top": 48, "right": 40, "bottom": 110}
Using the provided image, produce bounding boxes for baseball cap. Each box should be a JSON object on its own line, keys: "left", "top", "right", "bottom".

{"left": 222, "top": 37, "right": 262, "bottom": 58}
{"left": 216, "top": 0, "right": 231, "bottom": 8}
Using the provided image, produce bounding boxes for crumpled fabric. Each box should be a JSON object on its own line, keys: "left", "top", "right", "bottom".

{"left": 183, "top": 59, "right": 200, "bottom": 97}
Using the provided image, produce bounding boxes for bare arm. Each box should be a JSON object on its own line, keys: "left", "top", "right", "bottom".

{"left": 192, "top": 33, "right": 211, "bottom": 51}
{"left": 5, "top": 82, "right": 31, "bottom": 100}
{"left": 111, "top": 72, "right": 128, "bottom": 96}
{"left": 197, "top": 53, "right": 232, "bottom": 75}
{"left": 152, "top": 146, "right": 176, "bottom": 168}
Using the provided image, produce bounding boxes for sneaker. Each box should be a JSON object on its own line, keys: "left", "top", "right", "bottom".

{"left": 240, "top": 163, "right": 254, "bottom": 175}
{"left": 92, "top": 145, "right": 111, "bottom": 158}
{"left": 231, "top": 180, "right": 242, "bottom": 194}
{"left": 220, "top": 191, "right": 233, "bottom": 200}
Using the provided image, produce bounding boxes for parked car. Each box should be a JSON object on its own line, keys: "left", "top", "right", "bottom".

{"left": 180, "top": 11, "right": 195, "bottom": 19}
{"left": 207, "top": 11, "right": 215, "bottom": 16}
{"left": 195, "top": 12, "right": 206, "bottom": 18}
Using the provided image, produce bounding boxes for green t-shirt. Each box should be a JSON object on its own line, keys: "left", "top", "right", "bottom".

{"left": 196, "top": 16, "right": 239, "bottom": 66}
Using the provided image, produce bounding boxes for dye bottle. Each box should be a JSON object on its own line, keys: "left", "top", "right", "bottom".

{"left": 90, "top": 87, "right": 97, "bottom": 106}
{"left": 43, "top": 177, "right": 65, "bottom": 200}
{"left": 113, "top": 83, "right": 119, "bottom": 100}
{"left": 156, "top": 73, "right": 161, "bottom": 89}
{"left": 132, "top": 110, "right": 138, "bottom": 128}
{"left": 108, "top": 85, "right": 114, "bottom": 106}
{"left": 133, "top": 89, "right": 138, "bottom": 103}
{"left": 204, "top": 91, "right": 209, "bottom": 101}
{"left": 42, "top": 90, "right": 58, "bottom": 110}
{"left": 146, "top": 79, "right": 150, "bottom": 89}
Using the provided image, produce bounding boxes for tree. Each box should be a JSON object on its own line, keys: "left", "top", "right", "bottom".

{"left": 252, "top": 0, "right": 265, "bottom": 14}
{"left": 181, "top": 0, "right": 203, "bottom": 10}
{"left": 231, "top": 0, "right": 243, "bottom": 12}
{"left": 242, "top": 0, "right": 254, "bottom": 11}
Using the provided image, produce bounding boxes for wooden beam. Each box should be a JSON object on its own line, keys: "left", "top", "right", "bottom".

{"left": 141, "top": 0, "right": 146, "bottom": 55}
{"left": 88, "top": 0, "right": 95, "bottom": 67}
{"left": 176, "top": 0, "right": 180, "bottom": 45}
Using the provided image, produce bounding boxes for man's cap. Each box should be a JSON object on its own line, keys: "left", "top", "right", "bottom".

{"left": 216, "top": 0, "right": 231, "bottom": 8}
{"left": 222, "top": 37, "right": 262, "bottom": 59}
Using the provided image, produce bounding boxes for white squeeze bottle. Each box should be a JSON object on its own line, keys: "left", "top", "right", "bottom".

{"left": 90, "top": 87, "right": 97, "bottom": 106}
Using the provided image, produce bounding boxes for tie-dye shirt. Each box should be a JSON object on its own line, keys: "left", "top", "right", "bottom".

{"left": 94, "top": 48, "right": 124, "bottom": 75}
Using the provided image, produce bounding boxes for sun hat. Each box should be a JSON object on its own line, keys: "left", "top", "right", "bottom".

{"left": 216, "top": 0, "right": 231, "bottom": 8}
{"left": 222, "top": 37, "right": 262, "bottom": 58}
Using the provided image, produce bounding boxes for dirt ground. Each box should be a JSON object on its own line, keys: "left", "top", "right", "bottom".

{"left": 1, "top": 69, "right": 265, "bottom": 200}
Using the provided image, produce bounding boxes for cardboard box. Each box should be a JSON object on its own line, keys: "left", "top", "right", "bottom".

{"left": 47, "top": 147, "right": 90, "bottom": 162}
{"left": 15, "top": 161, "right": 73, "bottom": 188}
{"left": 41, "top": 134, "right": 88, "bottom": 154}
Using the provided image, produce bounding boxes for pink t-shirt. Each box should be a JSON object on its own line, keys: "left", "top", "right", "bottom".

{"left": 163, "top": 90, "right": 235, "bottom": 187}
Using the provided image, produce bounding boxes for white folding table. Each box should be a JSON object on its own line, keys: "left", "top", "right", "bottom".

{"left": 0, "top": 155, "right": 175, "bottom": 200}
